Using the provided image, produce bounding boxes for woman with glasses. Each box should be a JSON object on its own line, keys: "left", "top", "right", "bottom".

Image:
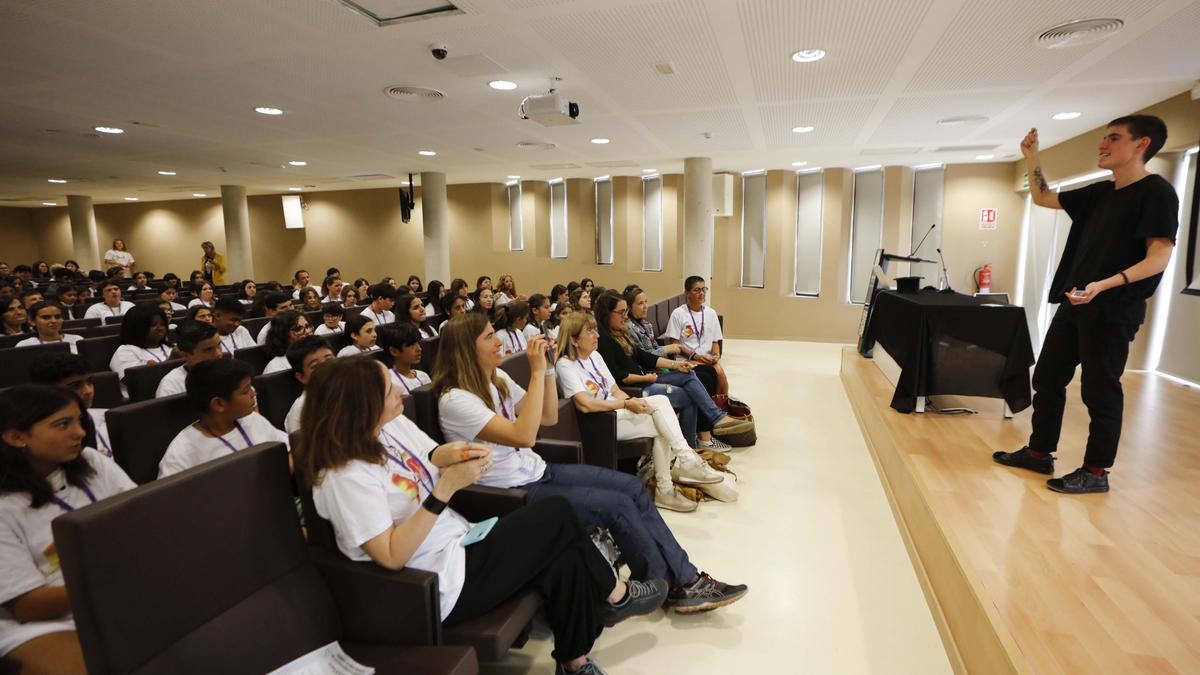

{"left": 263, "top": 311, "right": 312, "bottom": 374}
{"left": 17, "top": 302, "right": 83, "bottom": 354}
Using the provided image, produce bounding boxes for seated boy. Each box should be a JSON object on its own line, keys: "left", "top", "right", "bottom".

{"left": 377, "top": 322, "right": 432, "bottom": 394}
{"left": 156, "top": 320, "right": 223, "bottom": 398}
{"left": 283, "top": 336, "right": 336, "bottom": 433}
{"left": 212, "top": 297, "right": 255, "bottom": 355}
{"left": 158, "top": 358, "right": 288, "bottom": 477}
{"left": 314, "top": 302, "right": 345, "bottom": 336}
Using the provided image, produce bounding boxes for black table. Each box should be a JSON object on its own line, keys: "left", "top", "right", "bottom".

{"left": 863, "top": 289, "right": 1035, "bottom": 413}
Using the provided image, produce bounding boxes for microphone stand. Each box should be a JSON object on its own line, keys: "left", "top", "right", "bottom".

{"left": 936, "top": 248, "right": 953, "bottom": 293}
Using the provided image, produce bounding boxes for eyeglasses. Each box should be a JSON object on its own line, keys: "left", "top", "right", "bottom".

{"left": 689, "top": 287, "right": 708, "bottom": 294}
{"left": 614, "top": 308, "right": 628, "bottom": 316}
{"left": 291, "top": 324, "right": 312, "bottom": 334}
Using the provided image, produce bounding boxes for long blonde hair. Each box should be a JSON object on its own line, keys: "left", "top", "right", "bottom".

{"left": 555, "top": 311, "right": 596, "bottom": 362}
{"left": 433, "top": 313, "right": 509, "bottom": 412}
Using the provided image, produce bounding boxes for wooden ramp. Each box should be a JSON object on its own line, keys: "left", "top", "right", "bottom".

{"left": 840, "top": 347, "right": 1200, "bottom": 675}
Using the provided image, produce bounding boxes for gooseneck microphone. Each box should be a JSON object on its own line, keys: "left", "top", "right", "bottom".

{"left": 909, "top": 223, "right": 936, "bottom": 258}
{"left": 936, "top": 247, "right": 953, "bottom": 293}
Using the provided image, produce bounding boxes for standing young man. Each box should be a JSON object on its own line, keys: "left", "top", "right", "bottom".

{"left": 994, "top": 116, "right": 1178, "bottom": 494}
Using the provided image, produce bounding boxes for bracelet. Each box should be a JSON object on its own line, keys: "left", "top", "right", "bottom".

{"left": 421, "top": 494, "right": 448, "bottom": 515}
{"left": 1119, "top": 271, "right": 1130, "bottom": 285}
{"left": 545, "top": 367, "right": 556, "bottom": 377}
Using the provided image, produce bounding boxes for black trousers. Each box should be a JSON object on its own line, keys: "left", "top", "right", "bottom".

{"left": 1028, "top": 304, "right": 1138, "bottom": 468}
{"left": 692, "top": 364, "right": 718, "bottom": 433}
{"left": 443, "top": 496, "right": 613, "bottom": 663}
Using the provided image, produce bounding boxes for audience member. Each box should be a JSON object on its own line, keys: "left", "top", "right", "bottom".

{"left": 406, "top": 274, "right": 423, "bottom": 294}
{"left": 297, "top": 286, "right": 322, "bottom": 313}
{"left": 664, "top": 276, "right": 728, "bottom": 395}
{"left": 110, "top": 306, "right": 174, "bottom": 397}
{"left": 282, "top": 336, "right": 335, "bottom": 434}
{"left": 314, "top": 303, "right": 345, "bottom": 336}
{"left": 28, "top": 354, "right": 112, "bottom": 457}
{"left": 397, "top": 292, "right": 436, "bottom": 339}
{"left": 199, "top": 241, "right": 226, "bottom": 284}
{"left": 493, "top": 300, "right": 530, "bottom": 356}
{"left": 263, "top": 311, "right": 312, "bottom": 374}
{"left": 236, "top": 279, "right": 257, "bottom": 306}
{"left": 158, "top": 286, "right": 186, "bottom": 313}
{"left": 424, "top": 280, "right": 444, "bottom": 316}
{"left": 17, "top": 302, "right": 83, "bottom": 354}
{"left": 126, "top": 272, "right": 152, "bottom": 293}
{"left": 377, "top": 322, "right": 431, "bottom": 394}
{"left": 212, "top": 297, "right": 255, "bottom": 355}
{"left": 526, "top": 294, "right": 551, "bottom": 341}
{"left": 290, "top": 269, "right": 312, "bottom": 300}
{"left": 337, "top": 314, "right": 379, "bottom": 357}
{"left": 156, "top": 320, "right": 222, "bottom": 398}
{"left": 569, "top": 288, "right": 591, "bottom": 312}
{"left": 83, "top": 280, "right": 134, "bottom": 322}
{"left": 187, "top": 281, "right": 216, "bottom": 309}
{"left": 186, "top": 305, "right": 214, "bottom": 324}
{"left": 2, "top": 298, "right": 29, "bottom": 336}
{"left": 320, "top": 276, "right": 344, "bottom": 304}
{"left": 103, "top": 239, "right": 134, "bottom": 277}
{"left": 253, "top": 292, "right": 294, "bottom": 343}
{"left": 495, "top": 274, "right": 520, "bottom": 306}
{"left": 549, "top": 284, "right": 568, "bottom": 311}
{"left": 360, "top": 283, "right": 396, "bottom": 325}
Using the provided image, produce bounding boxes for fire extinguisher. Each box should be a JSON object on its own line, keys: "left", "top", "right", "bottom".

{"left": 974, "top": 263, "right": 992, "bottom": 293}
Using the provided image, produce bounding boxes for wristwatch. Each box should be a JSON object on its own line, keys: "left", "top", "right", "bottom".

{"left": 422, "top": 494, "right": 448, "bottom": 515}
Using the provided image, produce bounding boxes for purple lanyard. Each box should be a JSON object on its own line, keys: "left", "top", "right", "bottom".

{"left": 220, "top": 335, "right": 237, "bottom": 355}
{"left": 505, "top": 329, "right": 525, "bottom": 353}
{"left": 577, "top": 356, "right": 610, "bottom": 400}
{"left": 196, "top": 420, "right": 252, "bottom": 454}
{"left": 392, "top": 368, "right": 415, "bottom": 394}
{"left": 143, "top": 344, "right": 169, "bottom": 361}
{"left": 96, "top": 430, "right": 112, "bottom": 457}
{"left": 688, "top": 308, "right": 705, "bottom": 342}
{"left": 380, "top": 429, "right": 435, "bottom": 496}
{"left": 48, "top": 483, "right": 97, "bottom": 513}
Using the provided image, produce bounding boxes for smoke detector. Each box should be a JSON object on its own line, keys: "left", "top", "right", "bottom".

{"left": 384, "top": 86, "right": 446, "bottom": 100}
{"left": 1036, "top": 18, "right": 1124, "bottom": 49}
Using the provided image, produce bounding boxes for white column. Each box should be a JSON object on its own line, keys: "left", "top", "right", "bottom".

{"left": 421, "top": 172, "right": 451, "bottom": 281}
{"left": 683, "top": 157, "right": 715, "bottom": 300}
{"left": 220, "top": 185, "right": 254, "bottom": 280}
{"left": 66, "top": 195, "right": 101, "bottom": 271}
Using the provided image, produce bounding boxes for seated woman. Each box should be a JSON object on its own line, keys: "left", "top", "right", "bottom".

{"left": 109, "top": 305, "right": 174, "bottom": 397}
{"left": 471, "top": 287, "right": 496, "bottom": 321}
{"left": 494, "top": 274, "right": 521, "bottom": 306}
{"left": 236, "top": 279, "right": 257, "bottom": 307}
{"left": 594, "top": 291, "right": 751, "bottom": 454}
{"left": 492, "top": 300, "right": 530, "bottom": 357}
{"left": 397, "top": 292, "right": 437, "bottom": 339}
{"left": 298, "top": 287, "right": 323, "bottom": 314}
{"left": 17, "top": 302, "right": 83, "bottom": 354}
{"left": 187, "top": 281, "right": 216, "bottom": 309}
{"left": 436, "top": 313, "right": 747, "bottom": 613}
{"left": 263, "top": 310, "right": 313, "bottom": 374}
{"left": 336, "top": 314, "right": 379, "bottom": 357}
{"left": 377, "top": 322, "right": 431, "bottom": 394}
{"left": 554, "top": 312, "right": 728, "bottom": 510}
{"left": 547, "top": 303, "right": 573, "bottom": 342}
{"left": 299, "top": 357, "right": 663, "bottom": 675}
{"left": 2, "top": 297, "right": 30, "bottom": 336}
{"left": 0, "top": 386, "right": 137, "bottom": 675}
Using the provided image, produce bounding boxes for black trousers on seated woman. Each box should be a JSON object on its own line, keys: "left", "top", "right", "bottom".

{"left": 444, "top": 496, "right": 613, "bottom": 663}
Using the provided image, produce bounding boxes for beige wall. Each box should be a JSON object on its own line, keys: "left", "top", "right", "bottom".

{"left": 0, "top": 207, "right": 38, "bottom": 267}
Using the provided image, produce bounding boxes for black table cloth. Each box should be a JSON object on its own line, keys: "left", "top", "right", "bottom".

{"left": 863, "top": 289, "right": 1035, "bottom": 413}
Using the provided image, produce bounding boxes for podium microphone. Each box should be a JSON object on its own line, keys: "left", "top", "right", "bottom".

{"left": 909, "top": 223, "right": 936, "bottom": 258}
{"left": 936, "top": 247, "right": 953, "bottom": 293}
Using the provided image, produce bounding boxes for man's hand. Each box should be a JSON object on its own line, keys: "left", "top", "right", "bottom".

{"left": 1020, "top": 128, "right": 1039, "bottom": 160}
{"left": 1064, "top": 283, "right": 1104, "bottom": 306}
{"left": 624, "top": 398, "right": 652, "bottom": 414}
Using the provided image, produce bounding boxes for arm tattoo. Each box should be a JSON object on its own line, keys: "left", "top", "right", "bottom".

{"left": 1033, "top": 167, "right": 1049, "bottom": 193}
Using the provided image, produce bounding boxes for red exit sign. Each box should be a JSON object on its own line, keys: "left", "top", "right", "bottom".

{"left": 979, "top": 208, "right": 997, "bottom": 230}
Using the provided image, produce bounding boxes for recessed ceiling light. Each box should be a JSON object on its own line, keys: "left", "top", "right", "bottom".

{"left": 289, "top": 187, "right": 303, "bottom": 191}
{"left": 975, "top": 154, "right": 995, "bottom": 160}
{"left": 791, "top": 161, "right": 808, "bottom": 167}
{"left": 507, "top": 175, "right": 520, "bottom": 179}
{"left": 157, "top": 170, "right": 176, "bottom": 176}
{"left": 643, "top": 168, "right": 656, "bottom": 173}
{"left": 47, "top": 178, "right": 67, "bottom": 183}
{"left": 42, "top": 202, "right": 57, "bottom": 206}
{"left": 192, "top": 193, "right": 207, "bottom": 197}
{"left": 255, "top": 106, "right": 283, "bottom": 116}
{"left": 791, "top": 49, "right": 826, "bottom": 63}
{"left": 123, "top": 197, "right": 138, "bottom": 201}
{"left": 488, "top": 80, "right": 517, "bottom": 91}
{"left": 418, "top": 150, "right": 437, "bottom": 156}
{"left": 792, "top": 126, "right": 815, "bottom": 134}
{"left": 1052, "top": 111, "right": 1081, "bottom": 120}
{"left": 95, "top": 126, "right": 124, "bottom": 134}
{"left": 591, "top": 138, "right": 610, "bottom": 144}
{"left": 288, "top": 160, "right": 307, "bottom": 166}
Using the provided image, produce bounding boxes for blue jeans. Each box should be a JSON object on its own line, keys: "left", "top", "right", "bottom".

{"left": 522, "top": 463, "right": 699, "bottom": 587}
{"left": 646, "top": 371, "right": 725, "bottom": 447}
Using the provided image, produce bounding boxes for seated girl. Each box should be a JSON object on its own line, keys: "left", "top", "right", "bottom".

{"left": 236, "top": 279, "right": 257, "bottom": 306}
{"left": 492, "top": 300, "right": 530, "bottom": 357}
{"left": 568, "top": 288, "right": 591, "bottom": 313}
{"left": 439, "top": 292, "right": 467, "bottom": 321}
{"left": 547, "top": 303, "right": 573, "bottom": 342}
{"left": 263, "top": 311, "right": 313, "bottom": 374}
{"left": 0, "top": 386, "right": 137, "bottom": 675}
{"left": 548, "top": 284, "right": 568, "bottom": 311}
{"left": 526, "top": 294, "right": 551, "bottom": 342}
{"left": 299, "top": 357, "right": 664, "bottom": 675}
{"left": 494, "top": 274, "right": 520, "bottom": 306}
{"left": 126, "top": 272, "right": 152, "bottom": 293}
{"left": 337, "top": 314, "right": 379, "bottom": 357}
{"left": 109, "top": 305, "right": 174, "bottom": 397}
{"left": 297, "top": 287, "right": 323, "bottom": 314}
{"left": 471, "top": 287, "right": 496, "bottom": 321}
{"left": 377, "top": 322, "right": 432, "bottom": 394}
{"left": 397, "top": 292, "right": 438, "bottom": 339}
{"left": 424, "top": 279, "right": 445, "bottom": 317}
{"left": 314, "top": 303, "right": 345, "bottom": 336}
{"left": 187, "top": 281, "right": 215, "bottom": 308}
{"left": 436, "top": 313, "right": 747, "bottom": 614}
{"left": 17, "top": 302, "right": 83, "bottom": 354}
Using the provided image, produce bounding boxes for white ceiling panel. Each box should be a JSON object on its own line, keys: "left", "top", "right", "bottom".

{"left": 1074, "top": 2, "right": 1200, "bottom": 84}
{"left": 635, "top": 108, "right": 753, "bottom": 153}
{"left": 759, "top": 99, "right": 877, "bottom": 148}
{"left": 867, "top": 89, "right": 1033, "bottom": 146}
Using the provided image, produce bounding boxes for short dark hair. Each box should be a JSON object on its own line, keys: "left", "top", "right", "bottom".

{"left": 53, "top": 283, "right": 78, "bottom": 298}
{"left": 377, "top": 321, "right": 420, "bottom": 353}
{"left": 13, "top": 265, "right": 31, "bottom": 274}
{"left": 293, "top": 269, "right": 308, "bottom": 280}
{"left": 175, "top": 319, "right": 218, "bottom": 353}
{"left": 119, "top": 305, "right": 171, "bottom": 348}
{"left": 19, "top": 289, "right": 43, "bottom": 301}
{"left": 439, "top": 292, "right": 463, "bottom": 314}
{"left": 213, "top": 296, "right": 245, "bottom": 316}
{"left": 100, "top": 280, "right": 121, "bottom": 293}
{"left": 28, "top": 352, "right": 89, "bottom": 384}
{"left": 368, "top": 283, "right": 396, "bottom": 301}
{"left": 261, "top": 292, "right": 290, "bottom": 312}
{"left": 1107, "top": 114, "right": 1168, "bottom": 162}
{"left": 287, "top": 335, "right": 333, "bottom": 374}
{"left": 26, "top": 301, "right": 60, "bottom": 321}
{"left": 325, "top": 267, "right": 340, "bottom": 277}
{"left": 346, "top": 313, "right": 374, "bottom": 337}
{"left": 184, "top": 358, "right": 253, "bottom": 413}
{"left": 321, "top": 302, "right": 345, "bottom": 317}
{"left": 54, "top": 268, "right": 73, "bottom": 280}
{"left": 265, "top": 310, "right": 304, "bottom": 358}
{"left": 684, "top": 275, "right": 705, "bottom": 292}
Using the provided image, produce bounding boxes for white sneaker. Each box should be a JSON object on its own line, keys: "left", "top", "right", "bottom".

{"left": 655, "top": 486, "right": 698, "bottom": 512}
{"left": 671, "top": 452, "right": 724, "bottom": 485}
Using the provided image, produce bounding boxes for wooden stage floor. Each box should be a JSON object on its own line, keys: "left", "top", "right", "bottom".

{"left": 840, "top": 347, "right": 1200, "bottom": 675}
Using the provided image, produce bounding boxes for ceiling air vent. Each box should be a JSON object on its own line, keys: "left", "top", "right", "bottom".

{"left": 1037, "top": 18, "right": 1124, "bottom": 49}
{"left": 588, "top": 160, "right": 639, "bottom": 168}
{"left": 516, "top": 141, "right": 557, "bottom": 150}
{"left": 384, "top": 86, "right": 446, "bottom": 101}
{"left": 530, "top": 163, "right": 581, "bottom": 170}
{"left": 861, "top": 147, "right": 923, "bottom": 156}
{"left": 935, "top": 144, "right": 999, "bottom": 153}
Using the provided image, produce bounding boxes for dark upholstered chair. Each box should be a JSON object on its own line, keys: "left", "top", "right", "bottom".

{"left": 53, "top": 443, "right": 478, "bottom": 675}
{"left": 232, "top": 344, "right": 270, "bottom": 374}
{"left": 0, "top": 342, "right": 69, "bottom": 387}
{"left": 240, "top": 316, "right": 269, "bottom": 339}
{"left": 84, "top": 323, "right": 124, "bottom": 338}
{"left": 419, "top": 336, "right": 440, "bottom": 373}
{"left": 77, "top": 335, "right": 123, "bottom": 373}
{"left": 90, "top": 370, "right": 124, "bottom": 408}
{"left": 253, "top": 368, "right": 303, "bottom": 430}
{"left": 0, "top": 334, "right": 29, "bottom": 349}
{"left": 105, "top": 394, "right": 195, "bottom": 484}
{"left": 123, "top": 359, "right": 185, "bottom": 402}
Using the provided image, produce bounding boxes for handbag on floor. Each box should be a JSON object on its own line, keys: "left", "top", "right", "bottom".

{"left": 712, "top": 394, "right": 757, "bottom": 447}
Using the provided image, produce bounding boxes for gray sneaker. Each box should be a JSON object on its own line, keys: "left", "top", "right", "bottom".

{"left": 667, "top": 572, "right": 749, "bottom": 613}
{"left": 599, "top": 578, "right": 668, "bottom": 626}
{"left": 556, "top": 658, "right": 607, "bottom": 675}
{"left": 700, "top": 438, "right": 732, "bottom": 451}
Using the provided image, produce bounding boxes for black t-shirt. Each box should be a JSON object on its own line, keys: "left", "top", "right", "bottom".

{"left": 1048, "top": 174, "right": 1178, "bottom": 324}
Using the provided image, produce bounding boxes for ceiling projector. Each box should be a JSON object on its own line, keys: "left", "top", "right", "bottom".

{"left": 518, "top": 91, "right": 580, "bottom": 126}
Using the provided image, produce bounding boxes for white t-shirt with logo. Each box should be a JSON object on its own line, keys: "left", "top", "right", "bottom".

{"left": 83, "top": 300, "right": 134, "bottom": 322}
{"left": 0, "top": 449, "right": 136, "bottom": 656}
{"left": 158, "top": 412, "right": 289, "bottom": 478}
{"left": 555, "top": 355, "right": 617, "bottom": 401}
{"left": 664, "top": 305, "right": 723, "bottom": 357}
{"left": 313, "top": 415, "right": 470, "bottom": 619}
{"left": 314, "top": 322, "right": 344, "bottom": 336}
{"left": 438, "top": 369, "right": 546, "bottom": 489}
{"left": 15, "top": 333, "right": 83, "bottom": 355}
{"left": 104, "top": 250, "right": 134, "bottom": 272}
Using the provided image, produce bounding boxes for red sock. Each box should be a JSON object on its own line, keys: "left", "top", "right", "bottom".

{"left": 1084, "top": 465, "right": 1106, "bottom": 476}
{"left": 1025, "top": 448, "right": 1051, "bottom": 459}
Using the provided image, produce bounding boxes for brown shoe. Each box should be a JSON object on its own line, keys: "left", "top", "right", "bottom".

{"left": 713, "top": 415, "right": 753, "bottom": 434}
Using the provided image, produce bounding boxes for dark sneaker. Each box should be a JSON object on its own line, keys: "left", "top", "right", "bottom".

{"left": 1047, "top": 467, "right": 1109, "bottom": 494}
{"left": 992, "top": 447, "right": 1054, "bottom": 475}
{"left": 556, "top": 658, "right": 607, "bottom": 675}
{"left": 666, "top": 573, "right": 749, "bottom": 613}
{"left": 599, "top": 578, "right": 668, "bottom": 626}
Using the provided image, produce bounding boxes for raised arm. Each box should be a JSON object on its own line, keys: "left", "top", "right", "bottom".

{"left": 1022, "top": 128, "right": 1062, "bottom": 210}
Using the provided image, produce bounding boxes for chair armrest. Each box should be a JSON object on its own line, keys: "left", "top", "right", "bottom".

{"left": 533, "top": 438, "right": 582, "bottom": 464}
{"left": 309, "top": 546, "right": 441, "bottom": 647}
{"left": 448, "top": 485, "right": 528, "bottom": 521}
{"left": 538, "top": 399, "right": 580, "bottom": 442}
{"left": 574, "top": 410, "right": 619, "bottom": 470}
{"left": 620, "top": 385, "right": 642, "bottom": 398}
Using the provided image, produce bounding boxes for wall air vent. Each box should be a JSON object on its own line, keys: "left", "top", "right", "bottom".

{"left": 384, "top": 86, "right": 446, "bottom": 101}
{"left": 1037, "top": 18, "right": 1124, "bottom": 49}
